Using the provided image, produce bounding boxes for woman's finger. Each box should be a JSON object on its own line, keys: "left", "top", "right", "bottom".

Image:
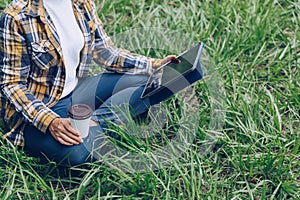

{"left": 64, "top": 120, "right": 81, "bottom": 137}
{"left": 56, "top": 136, "right": 74, "bottom": 146}
{"left": 49, "top": 119, "right": 83, "bottom": 145}
{"left": 162, "top": 55, "right": 177, "bottom": 65}
{"left": 56, "top": 119, "right": 83, "bottom": 144}
{"left": 57, "top": 130, "right": 81, "bottom": 145}
{"left": 63, "top": 121, "right": 83, "bottom": 143}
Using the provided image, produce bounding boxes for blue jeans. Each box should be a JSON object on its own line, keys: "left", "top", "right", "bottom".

{"left": 24, "top": 73, "right": 163, "bottom": 166}
{"left": 24, "top": 66, "right": 203, "bottom": 166}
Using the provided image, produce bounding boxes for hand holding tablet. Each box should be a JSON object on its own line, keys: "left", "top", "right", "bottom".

{"left": 141, "top": 42, "right": 205, "bottom": 99}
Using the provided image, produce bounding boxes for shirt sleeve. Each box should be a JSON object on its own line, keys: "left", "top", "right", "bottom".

{"left": 0, "top": 14, "right": 59, "bottom": 133}
{"left": 90, "top": 1, "right": 162, "bottom": 75}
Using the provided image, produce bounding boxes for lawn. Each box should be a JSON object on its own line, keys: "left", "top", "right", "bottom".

{"left": 0, "top": 0, "right": 299, "bottom": 199}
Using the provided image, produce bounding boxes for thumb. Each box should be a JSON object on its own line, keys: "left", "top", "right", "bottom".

{"left": 162, "top": 55, "right": 177, "bottom": 65}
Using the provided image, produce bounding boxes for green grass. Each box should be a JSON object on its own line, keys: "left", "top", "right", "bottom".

{"left": 0, "top": 0, "right": 299, "bottom": 199}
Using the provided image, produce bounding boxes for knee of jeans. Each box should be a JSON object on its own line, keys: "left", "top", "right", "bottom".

{"left": 124, "top": 75, "right": 148, "bottom": 86}
{"left": 65, "top": 149, "right": 92, "bottom": 166}
{"left": 137, "top": 75, "right": 149, "bottom": 85}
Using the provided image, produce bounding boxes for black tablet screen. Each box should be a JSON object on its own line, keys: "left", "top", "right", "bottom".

{"left": 142, "top": 43, "right": 203, "bottom": 98}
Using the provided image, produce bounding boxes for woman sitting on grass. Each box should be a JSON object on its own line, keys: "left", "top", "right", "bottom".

{"left": 0, "top": 0, "right": 177, "bottom": 166}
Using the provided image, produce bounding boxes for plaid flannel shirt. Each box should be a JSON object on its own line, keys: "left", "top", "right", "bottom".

{"left": 0, "top": 0, "right": 162, "bottom": 146}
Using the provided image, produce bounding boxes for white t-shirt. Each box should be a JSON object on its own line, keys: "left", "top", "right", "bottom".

{"left": 43, "top": 0, "right": 84, "bottom": 98}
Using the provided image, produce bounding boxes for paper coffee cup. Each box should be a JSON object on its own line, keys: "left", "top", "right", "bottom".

{"left": 68, "top": 104, "right": 93, "bottom": 138}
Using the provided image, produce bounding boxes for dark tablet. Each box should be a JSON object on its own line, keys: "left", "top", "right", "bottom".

{"left": 141, "top": 42, "right": 204, "bottom": 99}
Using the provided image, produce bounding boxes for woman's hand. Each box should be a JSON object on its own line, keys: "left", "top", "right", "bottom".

{"left": 49, "top": 118, "right": 83, "bottom": 146}
{"left": 153, "top": 55, "right": 180, "bottom": 77}
{"left": 161, "top": 55, "right": 178, "bottom": 65}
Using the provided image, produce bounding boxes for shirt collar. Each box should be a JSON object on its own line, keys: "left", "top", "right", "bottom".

{"left": 73, "top": 0, "right": 85, "bottom": 6}
{"left": 25, "top": 0, "right": 85, "bottom": 19}
{"left": 25, "top": 0, "right": 41, "bottom": 17}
